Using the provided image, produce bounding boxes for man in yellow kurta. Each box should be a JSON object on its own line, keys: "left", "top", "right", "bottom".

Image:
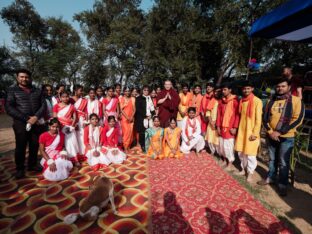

{"left": 235, "top": 82, "right": 262, "bottom": 182}
{"left": 177, "top": 84, "right": 193, "bottom": 128}
{"left": 204, "top": 83, "right": 219, "bottom": 155}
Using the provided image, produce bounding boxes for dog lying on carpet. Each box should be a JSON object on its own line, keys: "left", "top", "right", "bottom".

{"left": 64, "top": 175, "right": 117, "bottom": 224}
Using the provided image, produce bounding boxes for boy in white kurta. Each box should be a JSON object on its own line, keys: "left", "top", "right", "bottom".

{"left": 180, "top": 107, "right": 206, "bottom": 154}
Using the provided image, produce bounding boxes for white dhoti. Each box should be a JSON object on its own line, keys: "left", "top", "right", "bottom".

{"left": 180, "top": 117, "right": 205, "bottom": 154}
{"left": 181, "top": 135, "right": 205, "bottom": 154}
{"left": 238, "top": 152, "right": 257, "bottom": 174}
{"left": 219, "top": 138, "right": 235, "bottom": 162}
{"left": 208, "top": 142, "right": 218, "bottom": 155}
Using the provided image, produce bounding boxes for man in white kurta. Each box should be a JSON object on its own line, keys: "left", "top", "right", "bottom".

{"left": 180, "top": 108, "right": 205, "bottom": 154}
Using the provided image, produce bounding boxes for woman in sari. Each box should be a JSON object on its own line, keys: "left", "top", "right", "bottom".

{"left": 86, "top": 88, "right": 103, "bottom": 124}
{"left": 84, "top": 114, "right": 110, "bottom": 171}
{"left": 119, "top": 87, "right": 136, "bottom": 152}
{"left": 145, "top": 116, "right": 164, "bottom": 159}
{"left": 53, "top": 91, "right": 80, "bottom": 166}
{"left": 163, "top": 118, "right": 182, "bottom": 159}
{"left": 73, "top": 85, "right": 88, "bottom": 159}
{"left": 96, "top": 86, "right": 105, "bottom": 102}
{"left": 101, "top": 116, "right": 126, "bottom": 164}
{"left": 150, "top": 88, "right": 158, "bottom": 115}
{"left": 39, "top": 118, "right": 73, "bottom": 181}
{"left": 102, "top": 86, "right": 122, "bottom": 143}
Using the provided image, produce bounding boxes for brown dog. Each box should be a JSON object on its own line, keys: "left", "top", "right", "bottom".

{"left": 64, "top": 175, "right": 117, "bottom": 224}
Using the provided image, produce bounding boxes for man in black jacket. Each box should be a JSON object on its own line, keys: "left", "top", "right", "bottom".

{"left": 5, "top": 68, "right": 46, "bottom": 179}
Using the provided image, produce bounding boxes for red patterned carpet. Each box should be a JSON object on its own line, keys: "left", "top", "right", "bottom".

{"left": 0, "top": 152, "right": 292, "bottom": 233}
{"left": 148, "top": 154, "right": 292, "bottom": 234}
{"left": 0, "top": 153, "right": 148, "bottom": 234}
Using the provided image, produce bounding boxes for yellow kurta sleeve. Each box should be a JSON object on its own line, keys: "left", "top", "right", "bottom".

{"left": 211, "top": 102, "right": 218, "bottom": 122}
{"left": 252, "top": 98, "right": 263, "bottom": 136}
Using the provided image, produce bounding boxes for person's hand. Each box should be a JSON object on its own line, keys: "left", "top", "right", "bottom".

{"left": 249, "top": 135, "right": 257, "bottom": 141}
{"left": 112, "top": 149, "right": 118, "bottom": 155}
{"left": 230, "top": 128, "right": 237, "bottom": 136}
{"left": 147, "top": 116, "right": 151, "bottom": 120}
{"left": 217, "top": 127, "right": 221, "bottom": 136}
{"left": 61, "top": 155, "right": 69, "bottom": 160}
{"left": 269, "top": 131, "right": 281, "bottom": 141}
{"left": 168, "top": 94, "right": 171, "bottom": 100}
{"left": 49, "top": 163, "right": 57, "bottom": 172}
{"left": 27, "top": 116, "right": 38, "bottom": 125}
{"left": 93, "top": 150, "right": 100, "bottom": 157}
{"left": 210, "top": 121, "right": 216, "bottom": 130}
{"left": 171, "top": 149, "right": 176, "bottom": 154}
{"left": 186, "top": 141, "right": 190, "bottom": 146}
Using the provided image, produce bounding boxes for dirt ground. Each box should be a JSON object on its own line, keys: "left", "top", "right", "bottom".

{"left": 0, "top": 114, "right": 311, "bottom": 233}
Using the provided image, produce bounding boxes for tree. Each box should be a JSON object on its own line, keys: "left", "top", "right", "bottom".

{"left": 143, "top": 0, "right": 222, "bottom": 86}
{"left": 75, "top": 0, "right": 145, "bottom": 87}
{"left": 0, "top": 0, "right": 47, "bottom": 80}
{"left": 0, "top": 46, "right": 20, "bottom": 92}
{"left": 1, "top": 0, "right": 85, "bottom": 85}
{"left": 38, "top": 17, "right": 85, "bottom": 85}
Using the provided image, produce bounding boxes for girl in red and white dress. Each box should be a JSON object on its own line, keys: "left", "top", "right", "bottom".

{"left": 86, "top": 88, "right": 103, "bottom": 125}
{"left": 96, "top": 86, "right": 104, "bottom": 102}
{"left": 84, "top": 113, "right": 110, "bottom": 171}
{"left": 53, "top": 91, "right": 80, "bottom": 166}
{"left": 39, "top": 118, "right": 73, "bottom": 181}
{"left": 102, "top": 86, "right": 122, "bottom": 143}
{"left": 73, "top": 85, "right": 88, "bottom": 158}
{"left": 101, "top": 116, "right": 126, "bottom": 164}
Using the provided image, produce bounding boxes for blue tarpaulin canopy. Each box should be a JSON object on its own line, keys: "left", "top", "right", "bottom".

{"left": 249, "top": 0, "right": 312, "bottom": 42}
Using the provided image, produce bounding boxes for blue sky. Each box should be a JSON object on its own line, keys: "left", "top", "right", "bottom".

{"left": 0, "top": 0, "right": 154, "bottom": 48}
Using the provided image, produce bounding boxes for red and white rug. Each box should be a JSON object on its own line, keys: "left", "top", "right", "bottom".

{"left": 148, "top": 154, "right": 291, "bottom": 234}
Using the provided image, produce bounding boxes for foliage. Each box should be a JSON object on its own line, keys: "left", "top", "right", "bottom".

{"left": 1, "top": 0, "right": 312, "bottom": 88}
{"left": 0, "top": 0, "right": 84, "bottom": 85}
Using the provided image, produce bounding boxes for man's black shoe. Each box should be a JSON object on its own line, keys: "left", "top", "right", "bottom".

{"left": 15, "top": 170, "right": 25, "bottom": 179}
{"left": 28, "top": 165, "right": 43, "bottom": 172}
{"left": 278, "top": 187, "right": 287, "bottom": 197}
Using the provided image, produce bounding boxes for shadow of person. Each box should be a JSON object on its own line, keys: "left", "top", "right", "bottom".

{"left": 152, "top": 191, "right": 194, "bottom": 234}
{"left": 205, "top": 207, "right": 292, "bottom": 234}
{"left": 205, "top": 207, "right": 231, "bottom": 233}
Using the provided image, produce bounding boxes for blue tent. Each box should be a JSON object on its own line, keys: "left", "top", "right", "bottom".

{"left": 249, "top": 0, "right": 312, "bottom": 42}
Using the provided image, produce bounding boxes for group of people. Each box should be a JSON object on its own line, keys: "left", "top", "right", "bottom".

{"left": 6, "top": 68, "right": 304, "bottom": 196}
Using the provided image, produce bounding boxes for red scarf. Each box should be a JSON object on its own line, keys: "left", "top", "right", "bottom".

{"left": 239, "top": 93, "right": 254, "bottom": 118}
{"left": 185, "top": 117, "right": 197, "bottom": 138}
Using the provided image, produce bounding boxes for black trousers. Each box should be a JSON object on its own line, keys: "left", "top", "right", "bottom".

{"left": 13, "top": 120, "right": 44, "bottom": 170}
{"left": 138, "top": 131, "right": 146, "bottom": 152}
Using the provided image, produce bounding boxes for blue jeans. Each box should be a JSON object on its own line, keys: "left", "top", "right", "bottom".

{"left": 267, "top": 137, "right": 294, "bottom": 187}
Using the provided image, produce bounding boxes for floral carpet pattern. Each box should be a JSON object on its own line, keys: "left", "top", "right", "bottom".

{"left": 148, "top": 154, "right": 292, "bottom": 234}
{"left": 0, "top": 153, "right": 148, "bottom": 234}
